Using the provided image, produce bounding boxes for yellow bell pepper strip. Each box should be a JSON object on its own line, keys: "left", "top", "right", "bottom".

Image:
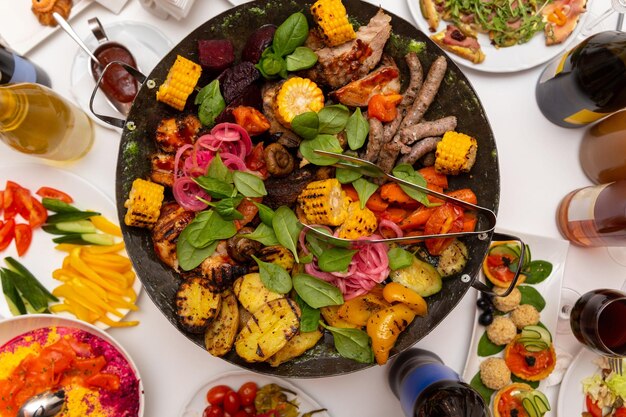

{"left": 548, "top": 8, "right": 567, "bottom": 26}
{"left": 69, "top": 248, "right": 125, "bottom": 295}
{"left": 337, "top": 286, "right": 390, "bottom": 327}
{"left": 55, "top": 243, "right": 82, "bottom": 253}
{"left": 99, "top": 315, "right": 139, "bottom": 328}
{"left": 90, "top": 215, "right": 123, "bottom": 237}
{"left": 366, "top": 303, "right": 416, "bottom": 365}
{"left": 382, "top": 282, "right": 428, "bottom": 316}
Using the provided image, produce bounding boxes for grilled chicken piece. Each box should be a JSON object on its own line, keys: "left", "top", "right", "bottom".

{"left": 261, "top": 81, "right": 302, "bottom": 148}
{"left": 331, "top": 56, "right": 401, "bottom": 107}
{"left": 263, "top": 166, "right": 317, "bottom": 209}
{"left": 150, "top": 153, "right": 176, "bottom": 187}
{"left": 306, "top": 10, "right": 392, "bottom": 89}
{"left": 155, "top": 114, "right": 202, "bottom": 153}
{"left": 152, "top": 202, "right": 195, "bottom": 270}
{"left": 542, "top": 0, "right": 587, "bottom": 45}
{"left": 182, "top": 241, "right": 249, "bottom": 292}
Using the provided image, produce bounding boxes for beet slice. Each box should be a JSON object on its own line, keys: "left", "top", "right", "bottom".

{"left": 198, "top": 39, "right": 235, "bottom": 72}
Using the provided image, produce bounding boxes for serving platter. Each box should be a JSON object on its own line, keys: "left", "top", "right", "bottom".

{"left": 557, "top": 348, "right": 598, "bottom": 417}
{"left": 115, "top": 0, "right": 500, "bottom": 377}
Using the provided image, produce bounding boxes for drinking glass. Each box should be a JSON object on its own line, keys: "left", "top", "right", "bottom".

{"left": 579, "top": 110, "right": 626, "bottom": 184}
{"left": 570, "top": 289, "right": 626, "bottom": 357}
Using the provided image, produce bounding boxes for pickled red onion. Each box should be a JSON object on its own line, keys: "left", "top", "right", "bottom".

{"left": 378, "top": 219, "right": 403, "bottom": 239}
{"left": 173, "top": 177, "right": 210, "bottom": 211}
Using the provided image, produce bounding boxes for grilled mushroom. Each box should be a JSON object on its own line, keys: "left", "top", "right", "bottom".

{"left": 227, "top": 227, "right": 263, "bottom": 263}
{"left": 264, "top": 143, "right": 295, "bottom": 177}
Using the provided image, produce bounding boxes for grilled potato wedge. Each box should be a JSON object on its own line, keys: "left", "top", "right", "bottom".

{"left": 235, "top": 298, "right": 301, "bottom": 362}
{"left": 204, "top": 291, "right": 239, "bottom": 356}
{"left": 176, "top": 277, "right": 221, "bottom": 333}
{"left": 268, "top": 330, "right": 323, "bottom": 367}
{"left": 233, "top": 273, "right": 283, "bottom": 314}
{"left": 258, "top": 245, "right": 296, "bottom": 272}
{"left": 320, "top": 305, "right": 360, "bottom": 329}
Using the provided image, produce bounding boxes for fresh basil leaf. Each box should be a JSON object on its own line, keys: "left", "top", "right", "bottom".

{"left": 392, "top": 164, "right": 432, "bottom": 207}
{"left": 177, "top": 233, "right": 218, "bottom": 271}
{"left": 291, "top": 111, "right": 319, "bottom": 140}
{"left": 388, "top": 247, "right": 414, "bottom": 271}
{"left": 295, "top": 294, "right": 321, "bottom": 333}
{"left": 245, "top": 223, "right": 279, "bottom": 246}
{"left": 335, "top": 167, "right": 362, "bottom": 184}
{"left": 318, "top": 247, "right": 358, "bottom": 273}
{"left": 185, "top": 210, "right": 237, "bottom": 248}
{"left": 293, "top": 273, "right": 344, "bottom": 308}
{"left": 253, "top": 201, "right": 275, "bottom": 226}
{"left": 213, "top": 196, "right": 244, "bottom": 221}
{"left": 252, "top": 255, "right": 292, "bottom": 294}
{"left": 196, "top": 80, "right": 225, "bottom": 127}
{"left": 206, "top": 153, "right": 233, "bottom": 183}
{"left": 194, "top": 176, "right": 235, "bottom": 199}
{"left": 352, "top": 178, "right": 378, "bottom": 209}
{"left": 346, "top": 107, "right": 369, "bottom": 150}
{"left": 477, "top": 331, "right": 505, "bottom": 357}
{"left": 285, "top": 46, "right": 318, "bottom": 71}
{"left": 233, "top": 171, "right": 267, "bottom": 197}
{"left": 260, "top": 53, "right": 286, "bottom": 77}
{"left": 318, "top": 104, "right": 349, "bottom": 135}
{"left": 470, "top": 372, "right": 495, "bottom": 404}
{"left": 518, "top": 285, "right": 546, "bottom": 312}
{"left": 321, "top": 323, "right": 374, "bottom": 364}
{"left": 299, "top": 134, "right": 342, "bottom": 166}
{"left": 272, "top": 12, "right": 309, "bottom": 56}
{"left": 272, "top": 206, "right": 302, "bottom": 263}
{"left": 522, "top": 260, "right": 553, "bottom": 284}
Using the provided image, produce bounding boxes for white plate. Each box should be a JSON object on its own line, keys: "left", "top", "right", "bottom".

{"left": 406, "top": 0, "right": 594, "bottom": 73}
{"left": 70, "top": 20, "right": 173, "bottom": 130}
{"left": 0, "top": 163, "right": 142, "bottom": 329}
{"left": 558, "top": 348, "right": 598, "bottom": 417}
{"left": 461, "top": 229, "right": 569, "bottom": 412}
{"left": 0, "top": 0, "right": 94, "bottom": 54}
{"left": 179, "top": 370, "right": 332, "bottom": 417}
{"left": 227, "top": 0, "right": 252, "bottom": 5}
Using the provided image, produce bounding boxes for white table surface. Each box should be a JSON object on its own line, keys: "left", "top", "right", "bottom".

{"left": 1, "top": 1, "right": 625, "bottom": 416}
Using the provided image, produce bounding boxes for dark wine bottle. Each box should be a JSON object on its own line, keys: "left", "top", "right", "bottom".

{"left": 536, "top": 31, "right": 626, "bottom": 128}
{"left": 0, "top": 46, "right": 51, "bottom": 87}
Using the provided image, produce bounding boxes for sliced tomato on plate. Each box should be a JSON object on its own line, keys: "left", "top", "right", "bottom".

{"left": 28, "top": 197, "right": 47, "bottom": 228}
{"left": 36, "top": 186, "right": 73, "bottom": 203}
{"left": 0, "top": 219, "right": 15, "bottom": 251}
{"left": 3, "top": 181, "right": 22, "bottom": 220}
{"left": 14, "top": 224, "right": 32, "bottom": 256}
{"left": 586, "top": 395, "right": 602, "bottom": 417}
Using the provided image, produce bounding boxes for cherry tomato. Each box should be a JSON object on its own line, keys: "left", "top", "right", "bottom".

{"left": 36, "top": 186, "right": 74, "bottom": 203}
{"left": 203, "top": 405, "right": 224, "bottom": 417}
{"left": 616, "top": 408, "right": 626, "bottom": 417}
{"left": 242, "top": 405, "right": 256, "bottom": 416}
{"left": 14, "top": 224, "right": 32, "bottom": 256}
{"left": 423, "top": 203, "right": 464, "bottom": 255}
{"left": 233, "top": 410, "right": 250, "bottom": 417}
{"left": 206, "top": 385, "right": 232, "bottom": 406}
{"left": 223, "top": 390, "right": 241, "bottom": 414}
{"left": 238, "top": 382, "right": 258, "bottom": 407}
{"left": 586, "top": 395, "right": 602, "bottom": 417}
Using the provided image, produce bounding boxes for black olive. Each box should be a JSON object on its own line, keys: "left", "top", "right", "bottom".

{"left": 478, "top": 312, "right": 493, "bottom": 326}
{"left": 476, "top": 298, "right": 490, "bottom": 310}
{"left": 483, "top": 304, "right": 495, "bottom": 314}
{"left": 511, "top": 409, "right": 519, "bottom": 417}
{"left": 524, "top": 356, "right": 537, "bottom": 367}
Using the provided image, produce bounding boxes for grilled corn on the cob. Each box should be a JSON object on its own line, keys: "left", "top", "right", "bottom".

{"left": 124, "top": 178, "right": 165, "bottom": 229}
{"left": 275, "top": 77, "right": 324, "bottom": 127}
{"left": 434, "top": 131, "right": 478, "bottom": 176}
{"left": 157, "top": 55, "right": 202, "bottom": 111}
{"left": 311, "top": 0, "right": 357, "bottom": 47}
{"left": 336, "top": 202, "right": 378, "bottom": 239}
{"left": 298, "top": 178, "right": 350, "bottom": 226}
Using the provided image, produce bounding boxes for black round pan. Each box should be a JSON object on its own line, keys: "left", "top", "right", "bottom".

{"left": 115, "top": 0, "right": 500, "bottom": 377}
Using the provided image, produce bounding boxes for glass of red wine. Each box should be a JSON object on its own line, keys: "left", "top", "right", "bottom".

{"left": 570, "top": 289, "right": 626, "bottom": 357}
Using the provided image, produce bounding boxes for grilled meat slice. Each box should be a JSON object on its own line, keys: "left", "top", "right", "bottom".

{"left": 263, "top": 166, "right": 317, "bottom": 209}
{"left": 306, "top": 10, "right": 392, "bottom": 88}
{"left": 152, "top": 202, "right": 195, "bottom": 270}
{"left": 155, "top": 114, "right": 202, "bottom": 153}
{"left": 261, "top": 81, "right": 302, "bottom": 148}
{"left": 150, "top": 153, "right": 176, "bottom": 187}
{"left": 331, "top": 56, "right": 401, "bottom": 107}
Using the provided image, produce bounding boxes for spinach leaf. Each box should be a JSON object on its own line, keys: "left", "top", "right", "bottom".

{"left": 321, "top": 323, "right": 374, "bottom": 364}
{"left": 295, "top": 294, "right": 320, "bottom": 333}
{"left": 196, "top": 80, "right": 225, "bottom": 127}
{"left": 512, "top": 375, "right": 540, "bottom": 389}
{"left": 392, "top": 164, "right": 432, "bottom": 207}
{"left": 346, "top": 107, "right": 369, "bottom": 150}
{"left": 299, "top": 134, "right": 342, "bottom": 166}
{"left": 259, "top": 51, "right": 286, "bottom": 78}
{"left": 213, "top": 196, "right": 244, "bottom": 221}
{"left": 272, "top": 206, "right": 302, "bottom": 263}
{"left": 305, "top": 227, "right": 332, "bottom": 259}
{"left": 352, "top": 178, "right": 378, "bottom": 209}
{"left": 285, "top": 46, "right": 318, "bottom": 72}
{"left": 470, "top": 372, "right": 495, "bottom": 404}
{"left": 185, "top": 210, "right": 237, "bottom": 248}
{"left": 233, "top": 171, "right": 267, "bottom": 197}
{"left": 335, "top": 167, "right": 362, "bottom": 184}
{"left": 318, "top": 104, "right": 349, "bottom": 135}
{"left": 518, "top": 285, "right": 546, "bottom": 311}
{"left": 300, "top": 253, "right": 314, "bottom": 264}
{"left": 291, "top": 111, "right": 319, "bottom": 140}
{"left": 522, "top": 260, "right": 553, "bottom": 284}
{"left": 253, "top": 201, "right": 275, "bottom": 226}
{"left": 293, "top": 273, "right": 344, "bottom": 308}
{"left": 318, "top": 247, "right": 358, "bottom": 273}
{"left": 477, "top": 331, "right": 505, "bottom": 357}
{"left": 177, "top": 232, "right": 218, "bottom": 271}
{"left": 245, "top": 223, "right": 279, "bottom": 246}
{"left": 272, "top": 12, "right": 309, "bottom": 56}
{"left": 194, "top": 176, "right": 235, "bottom": 199}
{"left": 252, "top": 255, "right": 292, "bottom": 294}
{"left": 206, "top": 153, "right": 233, "bottom": 183}
{"left": 388, "top": 247, "right": 414, "bottom": 271}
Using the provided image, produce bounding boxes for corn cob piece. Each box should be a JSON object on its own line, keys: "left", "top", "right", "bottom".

{"left": 336, "top": 202, "right": 378, "bottom": 239}
{"left": 156, "top": 55, "right": 202, "bottom": 111}
{"left": 311, "top": 0, "right": 357, "bottom": 47}
{"left": 298, "top": 178, "right": 350, "bottom": 226}
{"left": 275, "top": 77, "right": 324, "bottom": 127}
{"left": 124, "top": 179, "right": 165, "bottom": 229}
{"left": 434, "top": 131, "right": 478, "bottom": 176}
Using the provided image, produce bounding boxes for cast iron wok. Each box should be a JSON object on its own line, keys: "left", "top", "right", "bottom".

{"left": 115, "top": 0, "right": 502, "bottom": 377}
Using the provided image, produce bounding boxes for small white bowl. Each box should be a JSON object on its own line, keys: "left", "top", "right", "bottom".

{"left": 0, "top": 314, "right": 144, "bottom": 417}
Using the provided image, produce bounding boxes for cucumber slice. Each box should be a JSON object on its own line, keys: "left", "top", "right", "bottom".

{"left": 46, "top": 211, "right": 100, "bottom": 224}
{"left": 523, "top": 325, "right": 552, "bottom": 344}
{"left": 534, "top": 391, "right": 551, "bottom": 413}
{"left": 41, "top": 198, "right": 80, "bottom": 213}
{"left": 517, "top": 390, "right": 551, "bottom": 417}
{"left": 1, "top": 269, "right": 26, "bottom": 315}
{"left": 41, "top": 224, "right": 67, "bottom": 235}
{"left": 5, "top": 257, "right": 57, "bottom": 302}
{"left": 524, "top": 342, "right": 549, "bottom": 352}
{"left": 52, "top": 233, "right": 115, "bottom": 246}
{"left": 1, "top": 268, "right": 48, "bottom": 313}
{"left": 489, "top": 244, "right": 520, "bottom": 259}
{"left": 522, "top": 397, "right": 540, "bottom": 417}
{"left": 56, "top": 220, "right": 97, "bottom": 234}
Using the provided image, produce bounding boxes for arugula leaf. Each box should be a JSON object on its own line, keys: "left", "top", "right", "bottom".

{"left": 291, "top": 111, "right": 319, "bottom": 141}
{"left": 318, "top": 104, "right": 349, "bottom": 135}
{"left": 318, "top": 247, "right": 358, "bottom": 273}
{"left": 233, "top": 171, "right": 267, "bottom": 197}
{"left": 252, "top": 255, "right": 292, "bottom": 294}
{"left": 293, "top": 273, "right": 344, "bottom": 308}
{"left": 352, "top": 178, "right": 378, "bottom": 209}
{"left": 272, "top": 206, "right": 302, "bottom": 263}
{"left": 345, "top": 107, "right": 369, "bottom": 150}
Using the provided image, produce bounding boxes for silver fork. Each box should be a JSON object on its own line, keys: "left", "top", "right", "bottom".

{"left": 609, "top": 357, "right": 624, "bottom": 375}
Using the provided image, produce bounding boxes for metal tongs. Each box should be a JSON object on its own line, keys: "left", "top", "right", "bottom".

{"left": 301, "top": 150, "right": 497, "bottom": 246}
